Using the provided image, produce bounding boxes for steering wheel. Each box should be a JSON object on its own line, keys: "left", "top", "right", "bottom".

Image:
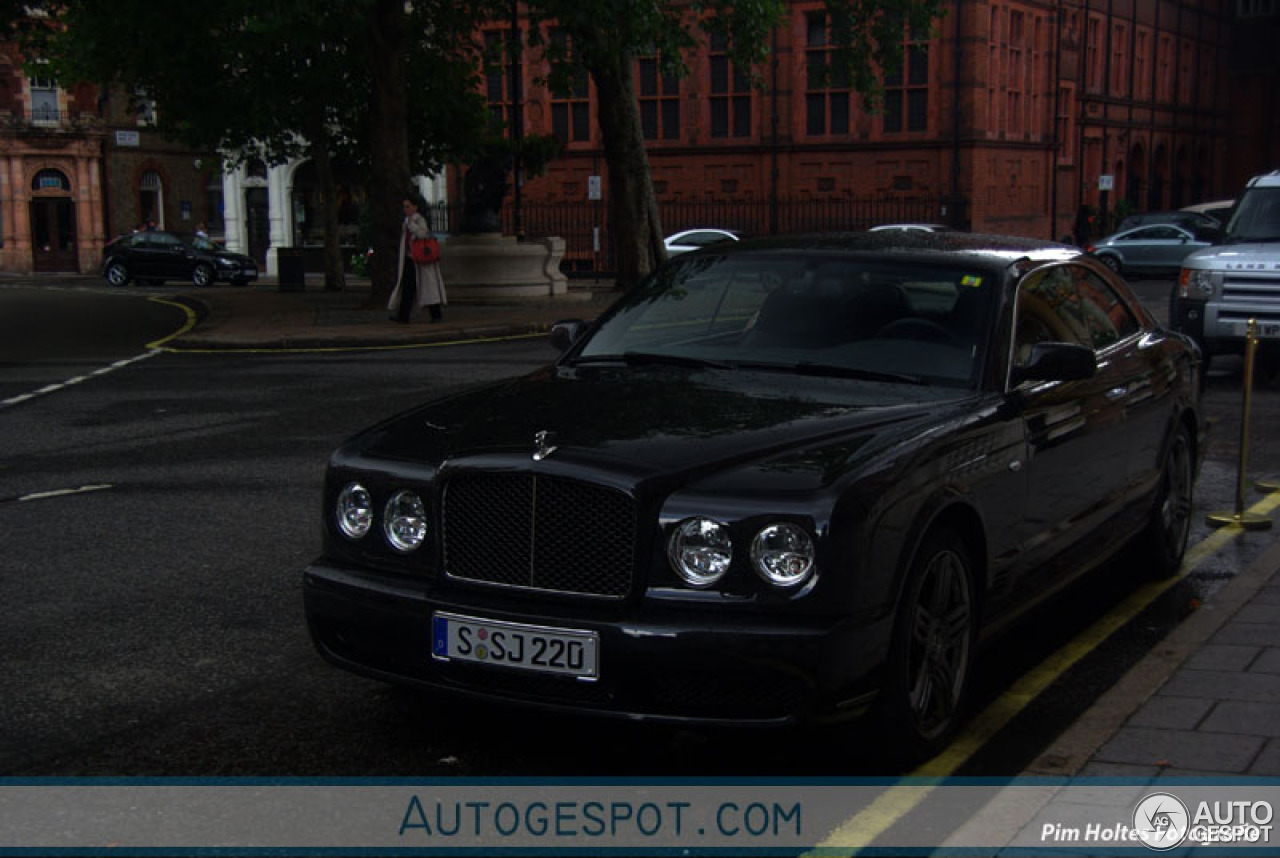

{"left": 874, "top": 317, "right": 959, "bottom": 345}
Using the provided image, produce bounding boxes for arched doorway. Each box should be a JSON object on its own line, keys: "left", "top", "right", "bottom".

{"left": 30, "top": 168, "right": 77, "bottom": 272}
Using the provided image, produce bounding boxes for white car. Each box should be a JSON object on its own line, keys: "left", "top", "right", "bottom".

{"left": 663, "top": 228, "right": 740, "bottom": 256}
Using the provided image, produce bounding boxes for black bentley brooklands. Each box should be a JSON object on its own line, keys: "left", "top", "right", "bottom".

{"left": 304, "top": 231, "right": 1203, "bottom": 758}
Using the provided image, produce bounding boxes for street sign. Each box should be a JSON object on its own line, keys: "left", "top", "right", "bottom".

{"left": 1098, "top": 174, "right": 1115, "bottom": 191}
{"left": 588, "top": 176, "right": 602, "bottom": 201}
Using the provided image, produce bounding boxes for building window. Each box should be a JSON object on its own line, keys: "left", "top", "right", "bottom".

{"left": 709, "top": 31, "right": 751, "bottom": 138}
{"left": 1056, "top": 83, "right": 1075, "bottom": 164}
{"left": 1156, "top": 34, "right": 1174, "bottom": 101}
{"left": 1110, "top": 22, "right": 1128, "bottom": 95}
{"left": 1006, "top": 10, "right": 1025, "bottom": 136}
{"left": 549, "top": 30, "right": 591, "bottom": 144}
{"left": 29, "top": 76, "right": 59, "bottom": 123}
{"left": 1178, "top": 39, "right": 1194, "bottom": 103}
{"left": 1135, "top": 28, "right": 1152, "bottom": 99}
{"left": 1085, "top": 15, "right": 1104, "bottom": 92}
{"left": 804, "top": 12, "right": 850, "bottom": 136}
{"left": 32, "top": 168, "right": 71, "bottom": 192}
{"left": 638, "top": 57, "right": 679, "bottom": 141}
{"left": 883, "top": 29, "right": 928, "bottom": 134}
{"left": 140, "top": 170, "right": 163, "bottom": 228}
{"left": 135, "top": 87, "right": 156, "bottom": 126}
{"left": 483, "top": 30, "right": 512, "bottom": 133}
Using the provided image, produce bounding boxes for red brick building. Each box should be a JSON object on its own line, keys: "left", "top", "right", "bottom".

{"left": 469, "top": 0, "right": 1275, "bottom": 249}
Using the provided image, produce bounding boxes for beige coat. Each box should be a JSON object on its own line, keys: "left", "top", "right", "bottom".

{"left": 386, "top": 212, "right": 447, "bottom": 312}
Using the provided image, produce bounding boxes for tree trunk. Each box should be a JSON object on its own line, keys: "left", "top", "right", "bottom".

{"left": 590, "top": 50, "right": 665, "bottom": 291}
{"left": 366, "top": 0, "right": 412, "bottom": 307}
{"left": 308, "top": 122, "right": 347, "bottom": 292}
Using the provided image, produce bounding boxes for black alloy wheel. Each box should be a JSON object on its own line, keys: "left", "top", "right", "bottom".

{"left": 1099, "top": 254, "right": 1123, "bottom": 275}
{"left": 1140, "top": 424, "right": 1195, "bottom": 578}
{"left": 104, "top": 261, "right": 130, "bottom": 287}
{"left": 883, "top": 527, "right": 976, "bottom": 761}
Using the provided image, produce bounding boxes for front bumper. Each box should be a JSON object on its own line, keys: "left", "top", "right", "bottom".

{"left": 303, "top": 560, "right": 889, "bottom": 726}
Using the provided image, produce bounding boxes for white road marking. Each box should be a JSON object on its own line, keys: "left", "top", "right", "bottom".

{"left": 17, "top": 484, "right": 113, "bottom": 502}
{"left": 1, "top": 350, "right": 159, "bottom": 409}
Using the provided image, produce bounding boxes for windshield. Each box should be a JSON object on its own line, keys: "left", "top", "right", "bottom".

{"left": 576, "top": 253, "right": 997, "bottom": 388}
{"left": 1224, "top": 187, "right": 1280, "bottom": 243}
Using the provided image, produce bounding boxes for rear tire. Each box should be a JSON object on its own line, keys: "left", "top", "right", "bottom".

{"left": 1137, "top": 424, "right": 1194, "bottom": 578}
{"left": 192, "top": 264, "right": 214, "bottom": 287}
{"left": 1099, "top": 254, "right": 1123, "bottom": 275}
{"left": 880, "top": 527, "right": 976, "bottom": 762}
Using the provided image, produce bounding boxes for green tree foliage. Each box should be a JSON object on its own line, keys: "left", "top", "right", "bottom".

{"left": 522, "top": 0, "right": 942, "bottom": 289}
{"left": 5, "top": 0, "right": 500, "bottom": 298}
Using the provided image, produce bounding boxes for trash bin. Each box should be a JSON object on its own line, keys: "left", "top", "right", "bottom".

{"left": 276, "top": 247, "right": 305, "bottom": 292}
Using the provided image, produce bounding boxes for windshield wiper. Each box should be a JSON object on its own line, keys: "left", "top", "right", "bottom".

{"left": 570, "top": 352, "right": 734, "bottom": 369}
{"left": 728, "top": 360, "right": 929, "bottom": 385}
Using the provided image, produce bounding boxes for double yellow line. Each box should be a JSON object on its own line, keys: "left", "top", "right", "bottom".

{"left": 815, "top": 490, "right": 1280, "bottom": 853}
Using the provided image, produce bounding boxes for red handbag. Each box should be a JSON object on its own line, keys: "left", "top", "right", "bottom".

{"left": 410, "top": 236, "right": 440, "bottom": 264}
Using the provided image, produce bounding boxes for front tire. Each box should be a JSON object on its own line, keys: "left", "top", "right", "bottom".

{"left": 1138, "top": 424, "right": 1194, "bottom": 578}
{"left": 881, "top": 527, "right": 976, "bottom": 762}
{"left": 192, "top": 264, "right": 214, "bottom": 287}
{"left": 104, "top": 262, "right": 130, "bottom": 287}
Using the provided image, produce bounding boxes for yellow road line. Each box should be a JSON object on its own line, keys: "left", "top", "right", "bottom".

{"left": 144, "top": 296, "right": 199, "bottom": 349}
{"left": 813, "top": 490, "right": 1280, "bottom": 854}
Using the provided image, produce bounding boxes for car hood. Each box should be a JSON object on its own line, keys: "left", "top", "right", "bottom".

{"left": 342, "top": 364, "right": 977, "bottom": 485}
{"left": 211, "top": 249, "right": 256, "bottom": 265}
{"left": 1183, "top": 242, "right": 1280, "bottom": 270}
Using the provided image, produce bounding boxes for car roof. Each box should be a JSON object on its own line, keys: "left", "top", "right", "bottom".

{"left": 708, "top": 230, "right": 1079, "bottom": 268}
{"left": 1245, "top": 170, "right": 1280, "bottom": 188}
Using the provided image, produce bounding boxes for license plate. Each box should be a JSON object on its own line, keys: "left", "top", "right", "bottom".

{"left": 1259, "top": 323, "right": 1280, "bottom": 338}
{"left": 431, "top": 612, "right": 598, "bottom": 679}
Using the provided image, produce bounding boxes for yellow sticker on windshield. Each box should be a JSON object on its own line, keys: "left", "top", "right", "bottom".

{"left": 961, "top": 275, "right": 983, "bottom": 287}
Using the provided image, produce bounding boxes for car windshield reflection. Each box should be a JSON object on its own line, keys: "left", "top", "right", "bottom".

{"left": 576, "top": 254, "right": 995, "bottom": 388}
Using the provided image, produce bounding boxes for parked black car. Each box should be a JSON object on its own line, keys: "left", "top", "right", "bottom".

{"left": 101, "top": 231, "right": 259, "bottom": 287}
{"left": 303, "top": 231, "right": 1203, "bottom": 759}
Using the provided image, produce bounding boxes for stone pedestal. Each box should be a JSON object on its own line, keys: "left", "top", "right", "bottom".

{"left": 440, "top": 233, "right": 583, "bottom": 302}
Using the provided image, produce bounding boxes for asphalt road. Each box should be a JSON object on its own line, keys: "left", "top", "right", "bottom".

{"left": 1, "top": 279, "right": 1277, "bottom": 778}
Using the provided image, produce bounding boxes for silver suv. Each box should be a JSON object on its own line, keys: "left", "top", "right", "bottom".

{"left": 1172, "top": 170, "right": 1280, "bottom": 367}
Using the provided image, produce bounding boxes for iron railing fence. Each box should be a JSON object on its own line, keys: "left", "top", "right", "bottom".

{"left": 426, "top": 195, "right": 944, "bottom": 276}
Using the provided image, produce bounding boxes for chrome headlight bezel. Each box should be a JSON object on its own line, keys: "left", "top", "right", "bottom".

{"left": 666, "top": 517, "right": 733, "bottom": 589}
{"left": 383, "top": 490, "right": 428, "bottom": 553}
{"left": 750, "top": 522, "right": 816, "bottom": 588}
{"left": 335, "top": 482, "right": 373, "bottom": 540}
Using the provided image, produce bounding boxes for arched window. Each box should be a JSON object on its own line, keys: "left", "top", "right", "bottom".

{"left": 140, "top": 170, "right": 164, "bottom": 228}
{"left": 32, "top": 168, "right": 70, "bottom": 192}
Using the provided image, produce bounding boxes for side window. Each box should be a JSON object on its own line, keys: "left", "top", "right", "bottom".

{"left": 1073, "top": 266, "right": 1140, "bottom": 349}
{"left": 1014, "top": 267, "right": 1091, "bottom": 363}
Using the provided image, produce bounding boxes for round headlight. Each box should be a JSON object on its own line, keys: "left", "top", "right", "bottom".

{"left": 667, "top": 518, "right": 733, "bottom": 588}
{"left": 750, "top": 523, "right": 815, "bottom": 587}
{"left": 335, "top": 482, "right": 373, "bottom": 540}
{"left": 383, "top": 490, "right": 427, "bottom": 553}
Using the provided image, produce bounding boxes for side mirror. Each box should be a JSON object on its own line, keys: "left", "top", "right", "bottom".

{"left": 1011, "top": 341, "right": 1096, "bottom": 386}
{"left": 549, "top": 319, "right": 587, "bottom": 353}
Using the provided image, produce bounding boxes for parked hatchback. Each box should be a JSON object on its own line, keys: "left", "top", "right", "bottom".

{"left": 1087, "top": 224, "right": 1213, "bottom": 276}
{"left": 101, "top": 231, "right": 259, "bottom": 287}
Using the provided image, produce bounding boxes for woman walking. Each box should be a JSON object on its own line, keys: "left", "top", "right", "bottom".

{"left": 388, "top": 194, "right": 446, "bottom": 323}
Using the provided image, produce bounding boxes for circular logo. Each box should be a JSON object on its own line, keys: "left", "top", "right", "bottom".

{"left": 1133, "top": 792, "right": 1190, "bottom": 850}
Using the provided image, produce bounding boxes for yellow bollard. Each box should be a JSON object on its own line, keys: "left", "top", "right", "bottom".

{"left": 1207, "top": 319, "right": 1274, "bottom": 529}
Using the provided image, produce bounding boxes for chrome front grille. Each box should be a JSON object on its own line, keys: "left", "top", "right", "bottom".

{"left": 442, "top": 473, "right": 636, "bottom": 598}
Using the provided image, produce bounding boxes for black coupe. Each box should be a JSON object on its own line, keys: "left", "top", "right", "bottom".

{"left": 101, "top": 231, "right": 259, "bottom": 287}
{"left": 303, "top": 231, "right": 1203, "bottom": 759}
